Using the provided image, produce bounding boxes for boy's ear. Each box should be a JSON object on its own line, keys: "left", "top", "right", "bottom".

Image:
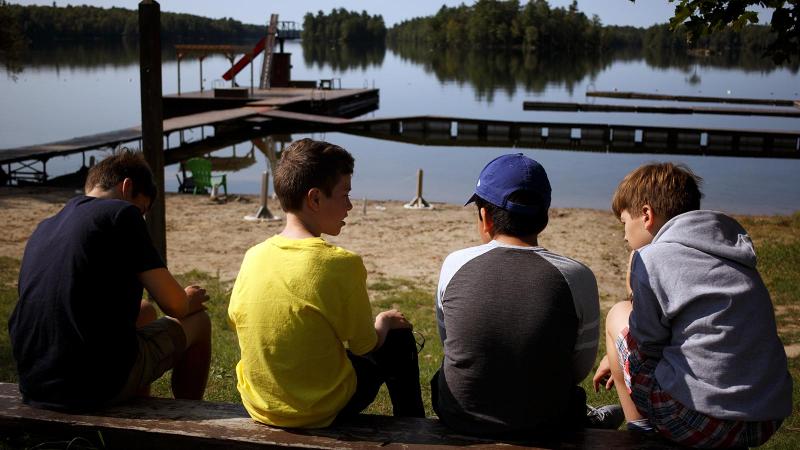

{"left": 479, "top": 207, "right": 495, "bottom": 236}
{"left": 119, "top": 178, "right": 134, "bottom": 201}
{"left": 305, "top": 188, "right": 322, "bottom": 212}
{"left": 641, "top": 204, "right": 659, "bottom": 233}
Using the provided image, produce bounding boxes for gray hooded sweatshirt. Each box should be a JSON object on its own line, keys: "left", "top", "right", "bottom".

{"left": 629, "top": 210, "right": 792, "bottom": 421}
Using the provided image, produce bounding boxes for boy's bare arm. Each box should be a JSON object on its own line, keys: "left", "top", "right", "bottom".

{"left": 138, "top": 268, "right": 209, "bottom": 318}
{"left": 626, "top": 250, "right": 635, "bottom": 301}
{"left": 373, "top": 309, "right": 412, "bottom": 351}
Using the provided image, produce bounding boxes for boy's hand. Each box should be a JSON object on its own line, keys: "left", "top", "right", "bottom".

{"left": 373, "top": 309, "right": 411, "bottom": 351}
{"left": 375, "top": 309, "right": 412, "bottom": 332}
{"left": 185, "top": 285, "right": 210, "bottom": 314}
{"left": 592, "top": 354, "right": 614, "bottom": 392}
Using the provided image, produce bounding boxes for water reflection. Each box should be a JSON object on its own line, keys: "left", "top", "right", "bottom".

{"left": 4, "top": 39, "right": 799, "bottom": 214}
{"left": 7, "top": 39, "right": 268, "bottom": 70}
{"left": 301, "top": 40, "right": 386, "bottom": 72}
{"left": 9, "top": 39, "right": 797, "bottom": 93}
{"left": 389, "top": 44, "right": 633, "bottom": 100}
{"left": 642, "top": 46, "right": 800, "bottom": 73}
{"left": 387, "top": 42, "right": 798, "bottom": 100}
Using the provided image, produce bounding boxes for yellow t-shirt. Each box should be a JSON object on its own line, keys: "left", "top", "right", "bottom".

{"left": 228, "top": 235, "right": 377, "bottom": 428}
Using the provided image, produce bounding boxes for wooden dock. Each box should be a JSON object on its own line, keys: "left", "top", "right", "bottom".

{"left": 586, "top": 90, "right": 799, "bottom": 107}
{"left": 0, "top": 86, "right": 378, "bottom": 184}
{"left": 163, "top": 87, "right": 379, "bottom": 119}
{"left": 262, "top": 114, "right": 799, "bottom": 159}
{"left": 3, "top": 87, "right": 800, "bottom": 186}
{"left": 523, "top": 101, "right": 800, "bottom": 118}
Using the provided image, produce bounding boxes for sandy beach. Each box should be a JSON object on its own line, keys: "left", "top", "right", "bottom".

{"left": 0, "top": 186, "right": 630, "bottom": 306}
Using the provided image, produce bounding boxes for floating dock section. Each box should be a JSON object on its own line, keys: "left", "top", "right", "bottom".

{"left": 265, "top": 114, "right": 800, "bottom": 159}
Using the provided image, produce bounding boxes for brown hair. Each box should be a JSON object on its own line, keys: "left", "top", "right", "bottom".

{"left": 612, "top": 162, "right": 703, "bottom": 221}
{"left": 84, "top": 150, "right": 158, "bottom": 200}
{"left": 273, "top": 138, "right": 354, "bottom": 212}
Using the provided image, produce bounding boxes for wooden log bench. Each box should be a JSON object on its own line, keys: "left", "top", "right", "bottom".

{"left": 0, "top": 383, "right": 683, "bottom": 449}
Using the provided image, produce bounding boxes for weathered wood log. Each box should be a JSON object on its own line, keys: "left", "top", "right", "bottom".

{"left": 0, "top": 383, "right": 684, "bottom": 449}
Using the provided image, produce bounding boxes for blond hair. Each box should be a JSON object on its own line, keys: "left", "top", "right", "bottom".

{"left": 612, "top": 162, "right": 703, "bottom": 221}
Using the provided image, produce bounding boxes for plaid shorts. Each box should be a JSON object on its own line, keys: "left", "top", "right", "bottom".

{"left": 617, "top": 327, "right": 782, "bottom": 448}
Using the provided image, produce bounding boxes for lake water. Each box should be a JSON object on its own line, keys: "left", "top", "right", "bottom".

{"left": 1, "top": 40, "right": 799, "bottom": 215}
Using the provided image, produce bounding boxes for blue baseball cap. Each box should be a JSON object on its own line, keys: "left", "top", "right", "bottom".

{"left": 466, "top": 153, "right": 552, "bottom": 215}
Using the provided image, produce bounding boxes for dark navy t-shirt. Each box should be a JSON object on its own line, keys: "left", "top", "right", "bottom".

{"left": 9, "top": 195, "right": 165, "bottom": 411}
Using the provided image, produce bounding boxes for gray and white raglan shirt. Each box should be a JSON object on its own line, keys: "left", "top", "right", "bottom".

{"left": 433, "top": 240, "right": 600, "bottom": 434}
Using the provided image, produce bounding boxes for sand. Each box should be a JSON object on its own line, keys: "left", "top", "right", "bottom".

{"left": 0, "top": 187, "right": 630, "bottom": 306}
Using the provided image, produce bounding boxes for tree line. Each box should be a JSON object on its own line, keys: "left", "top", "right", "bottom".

{"left": 302, "top": 9, "right": 386, "bottom": 45}
{"left": 2, "top": 1, "right": 787, "bottom": 64}
{"left": 386, "top": 0, "right": 778, "bottom": 58}
{"left": 388, "top": 1, "right": 608, "bottom": 53}
{"left": 2, "top": 3, "right": 264, "bottom": 42}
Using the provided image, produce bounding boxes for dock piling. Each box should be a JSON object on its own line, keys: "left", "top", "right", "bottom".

{"left": 199, "top": 55, "right": 205, "bottom": 92}
{"left": 244, "top": 171, "right": 281, "bottom": 222}
{"left": 139, "top": 0, "right": 167, "bottom": 262}
{"left": 404, "top": 169, "right": 433, "bottom": 210}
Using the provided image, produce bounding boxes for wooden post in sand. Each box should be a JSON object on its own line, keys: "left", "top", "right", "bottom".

{"left": 139, "top": 0, "right": 166, "bottom": 261}
{"left": 244, "top": 171, "right": 280, "bottom": 222}
{"left": 404, "top": 169, "right": 432, "bottom": 210}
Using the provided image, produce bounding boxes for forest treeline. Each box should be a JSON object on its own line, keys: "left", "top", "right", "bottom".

{"left": 386, "top": 0, "right": 776, "bottom": 56}
{"left": 1, "top": 2, "right": 264, "bottom": 43}
{"left": 1, "top": 1, "right": 780, "bottom": 59}
{"left": 302, "top": 9, "right": 386, "bottom": 44}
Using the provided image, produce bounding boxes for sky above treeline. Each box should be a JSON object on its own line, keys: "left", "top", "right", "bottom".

{"left": 11, "top": 1, "right": 772, "bottom": 28}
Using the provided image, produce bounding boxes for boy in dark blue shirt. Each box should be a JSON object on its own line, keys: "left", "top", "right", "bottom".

{"left": 9, "top": 151, "right": 212, "bottom": 411}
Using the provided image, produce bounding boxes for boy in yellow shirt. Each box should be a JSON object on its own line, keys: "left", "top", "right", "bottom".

{"left": 228, "top": 138, "right": 424, "bottom": 428}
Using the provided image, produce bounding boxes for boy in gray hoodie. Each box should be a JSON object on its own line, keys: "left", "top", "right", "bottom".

{"left": 592, "top": 162, "right": 791, "bottom": 448}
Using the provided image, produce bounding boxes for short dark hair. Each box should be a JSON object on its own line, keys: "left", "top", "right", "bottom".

{"left": 84, "top": 150, "right": 157, "bottom": 200}
{"left": 612, "top": 162, "right": 703, "bottom": 221}
{"left": 273, "top": 138, "right": 354, "bottom": 212}
{"left": 475, "top": 190, "right": 549, "bottom": 238}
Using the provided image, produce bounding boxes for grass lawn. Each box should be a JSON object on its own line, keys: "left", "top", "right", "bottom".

{"left": 0, "top": 212, "right": 797, "bottom": 448}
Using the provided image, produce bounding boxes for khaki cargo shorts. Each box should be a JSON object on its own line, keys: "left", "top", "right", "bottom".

{"left": 110, "top": 317, "right": 187, "bottom": 404}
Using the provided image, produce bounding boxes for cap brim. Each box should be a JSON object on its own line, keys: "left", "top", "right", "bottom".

{"left": 464, "top": 193, "right": 479, "bottom": 207}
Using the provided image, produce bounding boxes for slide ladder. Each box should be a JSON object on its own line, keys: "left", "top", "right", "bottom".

{"left": 259, "top": 14, "right": 279, "bottom": 89}
{"left": 220, "top": 14, "right": 278, "bottom": 87}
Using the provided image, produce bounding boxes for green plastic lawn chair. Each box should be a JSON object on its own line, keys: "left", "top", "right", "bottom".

{"left": 183, "top": 157, "right": 227, "bottom": 196}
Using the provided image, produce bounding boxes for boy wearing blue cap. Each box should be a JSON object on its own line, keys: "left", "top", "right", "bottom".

{"left": 432, "top": 153, "right": 607, "bottom": 436}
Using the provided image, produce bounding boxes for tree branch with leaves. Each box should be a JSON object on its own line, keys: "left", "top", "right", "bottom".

{"left": 633, "top": 0, "right": 799, "bottom": 63}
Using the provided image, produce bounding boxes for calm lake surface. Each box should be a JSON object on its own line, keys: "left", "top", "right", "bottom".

{"left": 1, "top": 40, "right": 799, "bottom": 215}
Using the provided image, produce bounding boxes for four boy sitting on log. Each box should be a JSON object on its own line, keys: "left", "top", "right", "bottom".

{"left": 8, "top": 142, "right": 792, "bottom": 448}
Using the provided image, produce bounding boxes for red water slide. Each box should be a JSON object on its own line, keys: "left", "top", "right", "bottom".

{"left": 221, "top": 37, "right": 266, "bottom": 81}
